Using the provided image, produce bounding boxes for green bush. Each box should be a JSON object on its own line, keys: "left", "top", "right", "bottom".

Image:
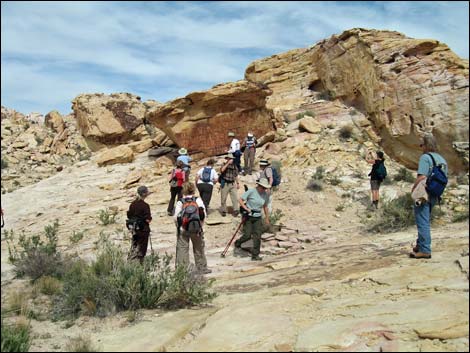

{"left": 1, "top": 316, "right": 31, "bottom": 352}
{"left": 6, "top": 220, "right": 67, "bottom": 281}
{"left": 54, "top": 241, "right": 216, "bottom": 319}
{"left": 394, "top": 167, "right": 415, "bottom": 183}
{"left": 69, "top": 230, "right": 85, "bottom": 245}
{"left": 307, "top": 178, "right": 323, "bottom": 192}
{"left": 328, "top": 176, "right": 342, "bottom": 186}
{"left": 98, "top": 209, "right": 116, "bottom": 225}
{"left": 338, "top": 125, "right": 353, "bottom": 140}
{"left": 313, "top": 166, "right": 325, "bottom": 180}
{"left": 365, "top": 193, "right": 415, "bottom": 233}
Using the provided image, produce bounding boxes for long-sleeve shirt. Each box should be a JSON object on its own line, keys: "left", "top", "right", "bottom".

{"left": 127, "top": 199, "right": 152, "bottom": 232}
{"left": 228, "top": 139, "right": 240, "bottom": 153}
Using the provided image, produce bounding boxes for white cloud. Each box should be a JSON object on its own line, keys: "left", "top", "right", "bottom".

{"left": 1, "top": 1, "right": 468, "bottom": 115}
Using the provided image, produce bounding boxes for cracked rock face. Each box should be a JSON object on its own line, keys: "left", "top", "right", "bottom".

{"left": 245, "top": 28, "right": 469, "bottom": 173}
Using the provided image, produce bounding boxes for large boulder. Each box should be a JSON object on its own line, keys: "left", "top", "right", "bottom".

{"left": 72, "top": 93, "right": 165, "bottom": 147}
{"left": 146, "top": 81, "right": 275, "bottom": 157}
{"left": 245, "top": 28, "right": 469, "bottom": 173}
{"left": 94, "top": 145, "right": 134, "bottom": 166}
{"left": 45, "top": 110, "right": 65, "bottom": 134}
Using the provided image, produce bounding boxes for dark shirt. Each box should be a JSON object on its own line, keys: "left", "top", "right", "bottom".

{"left": 369, "top": 159, "right": 385, "bottom": 181}
{"left": 221, "top": 163, "right": 238, "bottom": 182}
{"left": 127, "top": 199, "right": 152, "bottom": 232}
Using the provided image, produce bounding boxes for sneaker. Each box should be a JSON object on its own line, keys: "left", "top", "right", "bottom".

{"left": 409, "top": 252, "right": 431, "bottom": 259}
{"left": 251, "top": 255, "right": 263, "bottom": 261}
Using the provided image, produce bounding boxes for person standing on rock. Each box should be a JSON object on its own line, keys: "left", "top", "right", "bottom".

{"left": 174, "top": 182, "right": 211, "bottom": 274}
{"left": 410, "top": 134, "right": 448, "bottom": 259}
{"left": 227, "top": 132, "right": 242, "bottom": 173}
{"left": 195, "top": 159, "right": 218, "bottom": 213}
{"left": 235, "top": 178, "right": 271, "bottom": 261}
{"left": 167, "top": 160, "right": 186, "bottom": 216}
{"left": 258, "top": 159, "right": 278, "bottom": 215}
{"left": 127, "top": 185, "right": 152, "bottom": 264}
{"left": 366, "top": 150, "right": 387, "bottom": 209}
{"left": 242, "top": 132, "right": 257, "bottom": 175}
{"left": 177, "top": 148, "right": 192, "bottom": 181}
{"left": 219, "top": 153, "right": 240, "bottom": 217}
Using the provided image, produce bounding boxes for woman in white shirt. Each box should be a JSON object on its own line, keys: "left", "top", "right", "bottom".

{"left": 195, "top": 159, "right": 219, "bottom": 212}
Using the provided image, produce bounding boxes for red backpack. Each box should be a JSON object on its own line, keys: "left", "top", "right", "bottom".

{"left": 178, "top": 197, "right": 202, "bottom": 232}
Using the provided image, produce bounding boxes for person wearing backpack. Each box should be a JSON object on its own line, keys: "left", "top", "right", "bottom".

{"left": 167, "top": 160, "right": 186, "bottom": 216}
{"left": 219, "top": 153, "right": 240, "bottom": 217}
{"left": 242, "top": 132, "right": 257, "bottom": 175}
{"left": 174, "top": 183, "right": 211, "bottom": 274}
{"left": 127, "top": 185, "right": 152, "bottom": 264}
{"left": 366, "top": 150, "right": 387, "bottom": 209}
{"left": 195, "top": 159, "right": 219, "bottom": 212}
{"left": 177, "top": 148, "right": 192, "bottom": 181}
{"left": 259, "top": 159, "right": 281, "bottom": 214}
{"left": 410, "top": 134, "right": 448, "bottom": 259}
{"left": 235, "top": 178, "right": 271, "bottom": 261}
{"left": 227, "top": 132, "right": 242, "bottom": 173}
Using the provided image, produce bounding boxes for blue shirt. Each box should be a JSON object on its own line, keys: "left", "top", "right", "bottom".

{"left": 417, "top": 152, "right": 448, "bottom": 177}
{"left": 177, "top": 155, "right": 192, "bottom": 171}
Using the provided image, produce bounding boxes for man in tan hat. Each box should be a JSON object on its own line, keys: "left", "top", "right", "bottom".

{"left": 242, "top": 132, "right": 257, "bottom": 175}
{"left": 219, "top": 153, "right": 240, "bottom": 217}
{"left": 227, "top": 132, "right": 242, "bottom": 173}
{"left": 177, "top": 147, "right": 192, "bottom": 181}
{"left": 236, "top": 178, "right": 270, "bottom": 261}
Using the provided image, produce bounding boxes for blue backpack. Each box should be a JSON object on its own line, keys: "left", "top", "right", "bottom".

{"left": 201, "top": 167, "right": 212, "bottom": 183}
{"left": 271, "top": 167, "right": 281, "bottom": 187}
{"left": 425, "top": 153, "right": 447, "bottom": 199}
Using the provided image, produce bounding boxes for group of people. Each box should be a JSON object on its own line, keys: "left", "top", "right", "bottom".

{"left": 127, "top": 132, "right": 448, "bottom": 273}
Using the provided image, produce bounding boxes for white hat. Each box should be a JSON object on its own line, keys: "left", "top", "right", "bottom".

{"left": 228, "top": 132, "right": 235, "bottom": 137}
{"left": 259, "top": 159, "right": 270, "bottom": 166}
{"left": 247, "top": 132, "right": 253, "bottom": 137}
{"left": 178, "top": 148, "right": 187, "bottom": 155}
{"left": 256, "top": 178, "right": 271, "bottom": 189}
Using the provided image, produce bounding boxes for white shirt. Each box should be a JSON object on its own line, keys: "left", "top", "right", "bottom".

{"left": 173, "top": 195, "right": 206, "bottom": 224}
{"left": 228, "top": 138, "right": 240, "bottom": 153}
{"left": 196, "top": 167, "right": 219, "bottom": 185}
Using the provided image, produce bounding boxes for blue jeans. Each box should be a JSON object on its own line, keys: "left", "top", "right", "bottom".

{"left": 413, "top": 196, "right": 437, "bottom": 254}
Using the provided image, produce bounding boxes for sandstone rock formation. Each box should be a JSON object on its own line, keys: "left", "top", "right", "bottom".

{"left": 146, "top": 80, "right": 275, "bottom": 156}
{"left": 245, "top": 28, "right": 469, "bottom": 173}
{"left": 71, "top": 93, "right": 169, "bottom": 149}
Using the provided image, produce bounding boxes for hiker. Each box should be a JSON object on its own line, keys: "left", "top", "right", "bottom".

{"left": 410, "top": 134, "right": 448, "bottom": 259}
{"left": 242, "top": 132, "right": 257, "bottom": 175}
{"left": 219, "top": 153, "right": 240, "bottom": 217}
{"left": 195, "top": 159, "right": 219, "bottom": 212}
{"left": 127, "top": 185, "right": 152, "bottom": 264}
{"left": 176, "top": 148, "right": 192, "bottom": 181}
{"left": 167, "top": 160, "right": 186, "bottom": 216}
{"left": 366, "top": 150, "right": 387, "bottom": 209}
{"left": 235, "top": 178, "right": 271, "bottom": 261}
{"left": 227, "top": 132, "right": 242, "bottom": 173}
{"left": 174, "top": 182, "right": 211, "bottom": 274}
{"left": 258, "top": 159, "right": 280, "bottom": 214}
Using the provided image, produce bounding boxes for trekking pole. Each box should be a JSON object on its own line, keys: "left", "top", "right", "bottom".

{"left": 149, "top": 232, "right": 154, "bottom": 254}
{"left": 1, "top": 210, "right": 4, "bottom": 228}
{"left": 221, "top": 216, "right": 246, "bottom": 258}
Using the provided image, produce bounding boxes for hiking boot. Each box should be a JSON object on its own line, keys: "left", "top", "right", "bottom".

{"left": 167, "top": 211, "right": 173, "bottom": 216}
{"left": 234, "top": 240, "right": 241, "bottom": 248}
{"left": 232, "top": 210, "right": 239, "bottom": 217}
{"left": 412, "top": 245, "right": 419, "bottom": 253}
{"left": 222, "top": 211, "right": 227, "bottom": 217}
{"left": 409, "top": 252, "right": 431, "bottom": 259}
{"left": 251, "top": 255, "right": 263, "bottom": 261}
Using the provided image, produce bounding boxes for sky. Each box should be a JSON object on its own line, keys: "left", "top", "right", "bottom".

{"left": 1, "top": 1, "right": 469, "bottom": 116}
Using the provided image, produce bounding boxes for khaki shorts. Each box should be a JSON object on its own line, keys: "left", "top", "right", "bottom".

{"left": 370, "top": 179, "right": 382, "bottom": 190}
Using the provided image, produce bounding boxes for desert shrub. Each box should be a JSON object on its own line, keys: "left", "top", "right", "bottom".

{"left": 54, "top": 241, "right": 216, "bottom": 319}
{"left": 6, "top": 291, "right": 31, "bottom": 316}
{"left": 307, "top": 178, "right": 323, "bottom": 192}
{"left": 335, "top": 204, "right": 345, "bottom": 212}
{"left": 328, "top": 176, "right": 342, "bottom": 186}
{"left": 65, "top": 335, "right": 100, "bottom": 352}
{"left": 1, "top": 158, "right": 9, "bottom": 169}
{"left": 338, "top": 125, "right": 353, "bottom": 140}
{"left": 69, "top": 230, "right": 85, "bottom": 245}
{"left": 269, "top": 209, "right": 285, "bottom": 226}
{"left": 1, "top": 316, "right": 31, "bottom": 352}
{"left": 6, "top": 220, "right": 67, "bottom": 281}
{"left": 98, "top": 208, "right": 116, "bottom": 225}
{"left": 365, "top": 193, "right": 415, "bottom": 233}
{"left": 33, "top": 276, "right": 62, "bottom": 296}
{"left": 313, "top": 166, "right": 325, "bottom": 180}
{"left": 456, "top": 174, "right": 469, "bottom": 185}
{"left": 452, "top": 194, "right": 469, "bottom": 222}
{"left": 394, "top": 167, "right": 415, "bottom": 183}
{"left": 318, "top": 90, "right": 336, "bottom": 101}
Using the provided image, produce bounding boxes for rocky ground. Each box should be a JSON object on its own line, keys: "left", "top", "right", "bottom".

{"left": 1, "top": 124, "right": 469, "bottom": 352}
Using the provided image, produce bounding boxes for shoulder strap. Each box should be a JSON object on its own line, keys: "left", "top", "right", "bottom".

{"left": 426, "top": 153, "right": 437, "bottom": 167}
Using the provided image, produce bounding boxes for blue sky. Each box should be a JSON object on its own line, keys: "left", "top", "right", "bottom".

{"left": 2, "top": 1, "right": 469, "bottom": 115}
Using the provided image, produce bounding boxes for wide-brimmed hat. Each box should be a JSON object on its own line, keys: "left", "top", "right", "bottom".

{"left": 256, "top": 178, "right": 271, "bottom": 189}
{"left": 247, "top": 132, "right": 253, "bottom": 137}
{"left": 259, "top": 159, "right": 270, "bottom": 166}
{"left": 178, "top": 148, "right": 187, "bottom": 155}
{"left": 228, "top": 132, "right": 235, "bottom": 137}
{"left": 137, "top": 185, "right": 150, "bottom": 196}
{"left": 225, "top": 153, "right": 235, "bottom": 159}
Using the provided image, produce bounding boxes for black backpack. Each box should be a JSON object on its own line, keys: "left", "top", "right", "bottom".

{"left": 126, "top": 217, "right": 146, "bottom": 232}
{"left": 375, "top": 162, "right": 387, "bottom": 181}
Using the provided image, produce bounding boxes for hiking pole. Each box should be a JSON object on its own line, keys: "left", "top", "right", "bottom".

{"left": 149, "top": 232, "right": 154, "bottom": 254}
{"left": 221, "top": 217, "right": 246, "bottom": 258}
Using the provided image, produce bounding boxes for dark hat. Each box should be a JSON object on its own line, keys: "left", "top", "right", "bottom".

{"left": 137, "top": 185, "right": 150, "bottom": 197}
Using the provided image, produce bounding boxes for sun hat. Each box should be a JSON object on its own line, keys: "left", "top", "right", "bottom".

{"left": 256, "top": 178, "right": 271, "bottom": 189}
{"left": 247, "top": 132, "right": 253, "bottom": 137}
{"left": 228, "top": 132, "right": 235, "bottom": 137}
{"left": 259, "top": 159, "right": 270, "bottom": 166}
{"left": 178, "top": 148, "right": 187, "bottom": 155}
{"left": 137, "top": 185, "right": 150, "bottom": 197}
